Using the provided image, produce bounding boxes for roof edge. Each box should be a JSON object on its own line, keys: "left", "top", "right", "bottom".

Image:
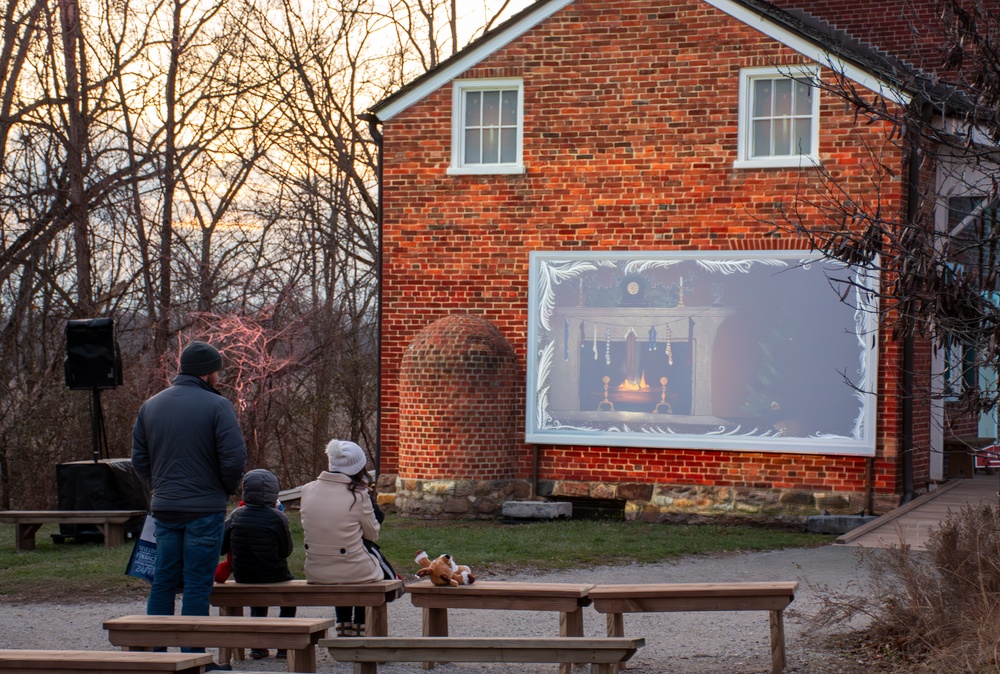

{"left": 708, "top": 0, "right": 912, "bottom": 105}
{"left": 371, "top": 0, "right": 575, "bottom": 121}
{"left": 371, "top": 0, "right": 912, "bottom": 123}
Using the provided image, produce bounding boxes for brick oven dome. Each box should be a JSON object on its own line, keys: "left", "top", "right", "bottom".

{"left": 403, "top": 313, "right": 515, "bottom": 372}
{"left": 399, "top": 314, "right": 518, "bottom": 482}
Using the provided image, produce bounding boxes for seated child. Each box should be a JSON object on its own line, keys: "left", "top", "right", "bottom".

{"left": 220, "top": 468, "right": 296, "bottom": 660}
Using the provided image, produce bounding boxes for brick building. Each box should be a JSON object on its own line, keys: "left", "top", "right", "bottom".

{"left": 368, "top": 0, "right": 980, "bottom": 521}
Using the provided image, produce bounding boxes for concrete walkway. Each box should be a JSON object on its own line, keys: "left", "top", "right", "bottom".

{"left": 837, "top": 472, "right": 1000, "bottom": 550}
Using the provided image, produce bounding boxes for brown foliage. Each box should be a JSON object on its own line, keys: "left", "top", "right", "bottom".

{"left": 802, "top": 504, "right": 1000, "bottom": 672}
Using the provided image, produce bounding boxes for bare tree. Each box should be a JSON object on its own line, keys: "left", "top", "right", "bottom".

{"left": 0, "top": 0, "right": 529, "bottom": 506}
{"left": 771, "top": 0, "right": 1000, "bottom": 415}
{"left": 377, "top": 0, "right": 522, "bottom": 76}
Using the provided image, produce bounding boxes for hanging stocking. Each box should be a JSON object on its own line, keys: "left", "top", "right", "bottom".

{"left": 648, "top": 326, "right": 657, "bottom": 351}
{"left": 605, "top": 327, "right": 612, "bottom": 365}
{"left": 665, "top": 325, "right": 673, "bottom": 366}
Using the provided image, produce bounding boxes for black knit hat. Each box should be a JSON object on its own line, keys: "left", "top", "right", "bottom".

{"left": 179, "top": 341, "right": 223, "bottom": 376}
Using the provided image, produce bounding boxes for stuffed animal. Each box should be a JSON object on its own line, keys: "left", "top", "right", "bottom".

{"left": 414, "top": 550, "right": 476, "bottom": 586}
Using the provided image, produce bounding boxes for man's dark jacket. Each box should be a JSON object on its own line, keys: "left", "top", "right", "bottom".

{"left": 131, "top": 374, "right": 247, "bottom": 514}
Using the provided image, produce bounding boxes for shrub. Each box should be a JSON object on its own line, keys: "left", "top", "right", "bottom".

{"left": 805, "top": 504, "right": 1000, "bottom": 672}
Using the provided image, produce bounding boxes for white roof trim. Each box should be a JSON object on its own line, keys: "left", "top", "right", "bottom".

{"left": 704, "top": 0, "right": 911, "bottom": 106}
{"left": 374, "top": 0, "right": 911, "bottom": 122}
{"left": 374, "top": 0, "right": 575, "bottom": 121}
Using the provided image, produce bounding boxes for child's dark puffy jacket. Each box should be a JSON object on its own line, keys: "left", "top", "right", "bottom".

{"left": 221, "top": 468, "right": 293, "bottom": 583}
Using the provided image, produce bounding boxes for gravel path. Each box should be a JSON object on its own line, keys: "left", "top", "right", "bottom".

{"left": 0, "top": 544, "right": 882, "bottom": 673}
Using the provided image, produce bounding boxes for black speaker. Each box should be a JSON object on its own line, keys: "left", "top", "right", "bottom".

{"left": 55, "top": 459, "right": 149, "bottom": 542}
{"left": 65, "top": 318, "right": 122, "bottom": 389}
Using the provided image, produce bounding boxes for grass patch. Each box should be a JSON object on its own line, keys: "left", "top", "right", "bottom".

{"left": 0, "top": 513, "right": 832, "bottom": 603}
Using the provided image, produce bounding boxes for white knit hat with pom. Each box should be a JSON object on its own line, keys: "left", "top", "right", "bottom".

{"left": 326, "top": 439, "right": 367, "bottom": 475}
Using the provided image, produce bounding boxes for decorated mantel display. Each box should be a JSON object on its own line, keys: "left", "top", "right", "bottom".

{"left": 414, "top": 550, "right": 476, "bottom": 586}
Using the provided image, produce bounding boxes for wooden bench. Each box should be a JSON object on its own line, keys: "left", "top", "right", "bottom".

{"left": 103, "top": 615, "right": 334, "bottom": 673}
{"left": 588, "top": 581, "right": 798, "bottom": 674}
{"left": 0, "top": 649, "right": 212, "bottom": 672}
{"left": 0, "top": 510, "right": 145, "bottom": 550}
{"left": 322, "top": 636, "right": 645, "bottom": 674}
{"left": 210, "top": 578, "right": 404, "bottom": 662}
{"left": 407, "top": 580, "right": 593, "bottom": 674}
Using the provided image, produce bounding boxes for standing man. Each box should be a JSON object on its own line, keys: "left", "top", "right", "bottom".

{"left": 132, "top": 340, "right": 247, "bottom": 639}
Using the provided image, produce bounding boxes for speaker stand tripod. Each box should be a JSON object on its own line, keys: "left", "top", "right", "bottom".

{"left": 89, "top": 388, "right": 109, "bottom": 463}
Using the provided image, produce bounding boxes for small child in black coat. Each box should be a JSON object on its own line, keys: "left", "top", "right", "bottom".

{"left": 220, "top": 468, "right": 296, "bottom": 660}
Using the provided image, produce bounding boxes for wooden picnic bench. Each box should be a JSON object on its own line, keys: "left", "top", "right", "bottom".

{"left": 103, "top": 615, "right": 334, "bottom": 673}
{"left": 588, "top": 581, "right": 798, "bottom": 674}
{"left": 210, "top": 578, "right": 404, "bottom": 663}
{"left": 322, "top": 636, "right": 645, "bottom": 674}
{"left": 0, "top": 510, "right": 146, "bottom": 550}
{"left": 407, "top": 580, "right": 593, "bottom": 674}
{"left": 0, "top": 649, "right": 213, "bottom": 673}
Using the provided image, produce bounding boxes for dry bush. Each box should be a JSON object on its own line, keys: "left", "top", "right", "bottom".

{"left": 802, "top": 504, "right": 1000, "bottom": 672}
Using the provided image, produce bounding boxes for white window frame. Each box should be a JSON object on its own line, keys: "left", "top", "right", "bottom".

{"left": 735, "top": 66, "right": 821, "bottom": 169}
{"left": 448, "top": 78, "right": 525, "bottom": 175}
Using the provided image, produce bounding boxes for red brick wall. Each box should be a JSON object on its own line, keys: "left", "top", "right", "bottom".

{"left": 379, "top": 0, "right": 921, "bottom": 499}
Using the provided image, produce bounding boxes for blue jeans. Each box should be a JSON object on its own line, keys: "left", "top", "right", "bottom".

{"left": 147, "top": 513, "right": 225, "bottom": 652}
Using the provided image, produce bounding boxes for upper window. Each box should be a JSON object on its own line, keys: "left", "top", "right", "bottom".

{"left": 948, "top": 196, "right": 1000, "bottom": 290}
{"left": 736, "top": 67, "right": 820, "bottom": 169}
{"left": 449, "top": 79, "right": 524, "bottom": 175}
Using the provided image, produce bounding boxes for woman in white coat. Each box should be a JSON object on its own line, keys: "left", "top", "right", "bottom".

{"left": 300, "top": 439, "right": 383, "bottom": 636}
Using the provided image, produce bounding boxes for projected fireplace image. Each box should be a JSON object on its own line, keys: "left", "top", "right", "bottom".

{"left": 580, "top": 339, "right": 692, "bottom": 414}
{"left": 549, "top": 305, "right": 734, "bottom": 424}
{"left": 526, "top": 252, "right": 880, "bottom": 456}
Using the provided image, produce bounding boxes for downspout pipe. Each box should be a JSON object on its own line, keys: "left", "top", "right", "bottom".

{"left": 359, "top": 112, "right": 384, "bottom": 483}
{"left": 900, "top": 101, "right": 929, "bottom": 504}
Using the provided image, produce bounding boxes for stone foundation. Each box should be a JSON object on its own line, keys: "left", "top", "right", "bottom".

{"left": 377, "top": 473, "right": 904, "bottom": 523}
{"left": 389, "top": 477, "right": 532, "bottom": 519}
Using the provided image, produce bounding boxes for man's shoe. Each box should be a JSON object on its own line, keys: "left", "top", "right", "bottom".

{"left": 249, "top": 649, "right": 269, "bottom": 660}
{"left": 203, "top": 665, "right": 232, "bottom": 672}
{"left": 275, "top": 650, "right": 287, "bottom": 660}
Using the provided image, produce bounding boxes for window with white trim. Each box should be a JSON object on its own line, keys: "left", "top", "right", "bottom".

{"left": 449, "top": 79, "right": 524, "bottom": 175}
{"left": 736, "top": 67, "right": 820, "bottom": 169}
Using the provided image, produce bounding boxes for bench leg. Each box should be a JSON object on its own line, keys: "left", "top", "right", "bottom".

{"left": 769, "top": 609, "right": 786, "bottom": 673}
{"left": 15, "top": 523, "right": 41, "bottom": 551}
{"left": 354, "top": 663, "right": 378, "bottom": 674}
{"left": 99, "top": 522, "right": 125, "bottom": 548}
{"left": 421, "top": 607, "right": 448, "bottom": 670}
{"left": 217, "top": 606, "right": 245, "bottom": 664}
{"left": 604, "top": 613, "right": 625, "bottom": 674}
{"left": 560, "top": 608, "right": 585, "bottom": 674}
{"left": 605, "top": 613, "right": 625, "bottom": 638}
{"left": 367, "top": 605, "right": 389, "bottom": 637}
{"left": 287, "top": 646, "right": 317, "bottom": 673}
